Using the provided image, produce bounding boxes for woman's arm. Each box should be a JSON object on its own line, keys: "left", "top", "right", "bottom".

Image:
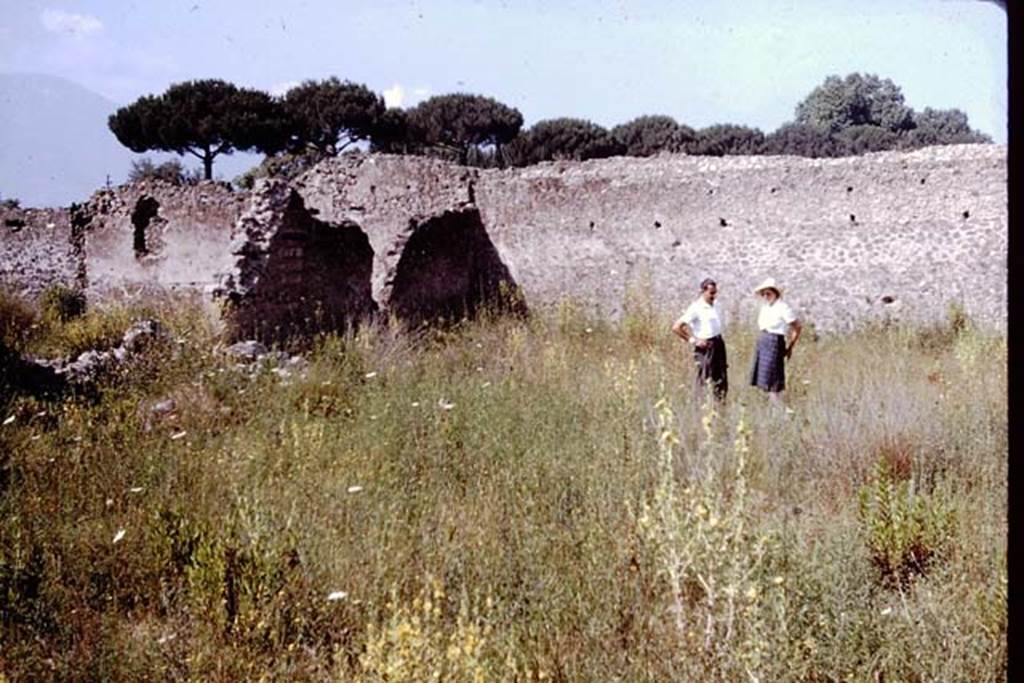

{"left": 785, "top": 320, "right": 802, "bottom": 358}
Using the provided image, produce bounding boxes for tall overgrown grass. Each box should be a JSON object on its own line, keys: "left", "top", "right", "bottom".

{"left": 0, "top": 291, "right": 1006, "bottom": 680}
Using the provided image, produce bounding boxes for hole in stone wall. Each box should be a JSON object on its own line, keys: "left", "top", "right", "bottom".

{"left": 849, "top": 214, "right": 856, "bottom": 223}
{"left": 653, "top": 221, "right": 661, "bottom": 228}
{"left": 671, "top": 239, "right": 681, "bottom": 248}
{"left": 719, "top": 218, "right": 727, "bottom": 227}
{"left": 962, "top": 210, "right": 970, "bottom": 219}
{"left": 131, "top": 196, "right": 160, "bottom": 256}
{"left": 920, "top": 178, "right": 926, "bottom": 185}
{"left": 707, "top": 189, "right": 714, "bottom": 195}
{"left": 770, "top": 187, "right": 778, "bottom": 194}
{"left": 5, "top": 218, "right": 25, "bottom": 230}
{"left": 881, "top": 295, "right": 895, "bottom": 305}
{"left": 846, "top": 186, "right": 853, "bottom": 192}
{"left": 589, "top": 221, "right": 595, "bottom": 230}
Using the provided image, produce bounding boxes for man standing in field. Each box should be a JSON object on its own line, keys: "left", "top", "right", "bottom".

{"left": 672, "top": 277, "right": 728, "bottom": 401}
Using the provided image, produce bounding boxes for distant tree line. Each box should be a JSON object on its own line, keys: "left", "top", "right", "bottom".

{"left": 109, "top": 72, "right": 992, "bottom": 183}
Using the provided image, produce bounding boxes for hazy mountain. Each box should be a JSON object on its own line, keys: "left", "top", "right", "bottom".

{"left": 0, "top": 73, "right": 260, "bottom": 208}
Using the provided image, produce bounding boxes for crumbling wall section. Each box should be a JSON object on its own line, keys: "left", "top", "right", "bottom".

{"left": 296, "top": 154, "right": 478, "bottom": 305}
{"left": 214, "top": 179, "right": 377, "bottom": 343}
{"left": 81, "top": 180, "right": 247, "bottom": 299}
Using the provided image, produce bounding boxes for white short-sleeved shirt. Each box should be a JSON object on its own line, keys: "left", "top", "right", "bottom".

{"left": 757, "top": 299, "right": 797, "bottom": 335}
{"left": 676, "top": 298, "right": 724, "bottom": 340}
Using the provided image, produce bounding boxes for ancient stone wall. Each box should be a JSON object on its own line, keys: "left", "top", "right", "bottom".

{"left": 295, "top": 154, "right": 477, "bottom": 304}
{"left": 0, "top": 206, "right": 77, "bottom": 297}
{"left": 300, "top": 145, "right": 1006, "bottom": 332}
{"left": 1, "top": 144, "right": 1006, "bottom": 334}
{"left": 80, "top": 180, "right": 247, "bottom": 299}
{"left": 214, "top": 179, "right": 377, "bottom": 343}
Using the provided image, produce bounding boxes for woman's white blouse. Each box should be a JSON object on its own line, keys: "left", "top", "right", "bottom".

{"left": 757, "top": 299, "right": 797, "bottom": 335}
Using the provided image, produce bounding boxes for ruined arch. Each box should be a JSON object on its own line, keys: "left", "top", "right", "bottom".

{"left": 218, "top": 184, "right": 378, "bottom": 344}
{"left": 385, "top": 207, "right": 526, "bottom": 327}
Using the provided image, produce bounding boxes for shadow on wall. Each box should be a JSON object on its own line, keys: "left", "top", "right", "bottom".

{"left": 220, "top": 186, "right": 378, "bottom": 344}
{"left": 386, "top": 207, "right": 527, "bottom": 328}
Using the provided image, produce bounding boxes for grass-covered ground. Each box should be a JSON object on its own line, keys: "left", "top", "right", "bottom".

{"left": 0, "top": 291, "right": 1007, "bottom": 680}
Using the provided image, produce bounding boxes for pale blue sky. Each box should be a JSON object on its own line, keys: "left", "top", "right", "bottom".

{"left": 0, "top": 0, "right": 1008, "bottom": 139}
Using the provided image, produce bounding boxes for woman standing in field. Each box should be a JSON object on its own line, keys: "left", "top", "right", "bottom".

{"left": 749, "top": 277, "right": 802, "bottom": 406}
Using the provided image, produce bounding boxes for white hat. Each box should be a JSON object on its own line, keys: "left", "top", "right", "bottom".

{"left": 752, "top": 277, "right": 782, "bottom": 296}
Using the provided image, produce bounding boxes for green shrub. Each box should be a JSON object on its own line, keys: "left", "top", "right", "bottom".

{"left": 127, "top": 158, "right": 202, "bottom": 186}
{"left": 39, "top": 284, "right": 86, "bottom": 323}
{"left": 857, "top": 459, "right": 956, "bottom": 589}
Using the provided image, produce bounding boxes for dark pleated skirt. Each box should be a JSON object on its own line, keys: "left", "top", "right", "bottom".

{"left": 749, "top": 331, "right": 786, "bottom": 392}
{"left": 693, "top": 335, "right": 728, "bottom": 399}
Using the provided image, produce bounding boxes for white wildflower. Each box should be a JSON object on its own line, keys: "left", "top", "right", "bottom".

{"left": 170, "top": 431, "right": 187, "bottom": 440}
{"left": 347, "top": 485, "right": 364, "bottom": 494}
{"left": 438, "top": 398, "right": 455, "bottom": 410}
{"left": 364, "top": 371, "right": 378, "bottom": 379}
{"left": 411, "top": 401, "right": 420, "bottom": 407}
{"left": 112, "top": 529, "right": 126, "bottom": 544}
{"left": 2, "top": 415, "right": 14, "bottom": 426}
{"left": 128, "top": 487, "right": 144, "bottom": 494}
{"left": 327, "top": 591, "right": 348, "bottom": 601}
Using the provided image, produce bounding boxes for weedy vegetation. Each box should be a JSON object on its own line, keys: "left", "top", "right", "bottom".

{"left": 0, "top": 288, "right": 1006, "bottom": 680}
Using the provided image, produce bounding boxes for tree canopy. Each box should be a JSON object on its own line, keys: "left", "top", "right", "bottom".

{"left": 282, "top": 78, "right": 385, "bottom": 155}
{"left": 761, "top": 123, "right": 841, "bottom": 158}
{"left": 369, "top": 107, "right": 420, "bottom": 154}
{"left": 689, "top": 125, "right": 765, "bottom": 156}
{"left": 900, "top": 107, "right": 991, "bottom": 149}
{"left": 108, "top": 79, "right": 288, "bottom": 180}
{"left": 611, "top": 115, "right": 695, "bottom": 156}
{"left": 795, "top": 73, "right": 915, "bottom": 134}
{"left": 406, "top": 93, "right": 523, "bottom": 164}
{"left": 512, "top": 118, "right": 623, "bottom": 165}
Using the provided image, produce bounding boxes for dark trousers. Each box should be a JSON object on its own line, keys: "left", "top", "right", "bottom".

{"left": 693, "top": 335, "right": 728, "bottom": 400}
